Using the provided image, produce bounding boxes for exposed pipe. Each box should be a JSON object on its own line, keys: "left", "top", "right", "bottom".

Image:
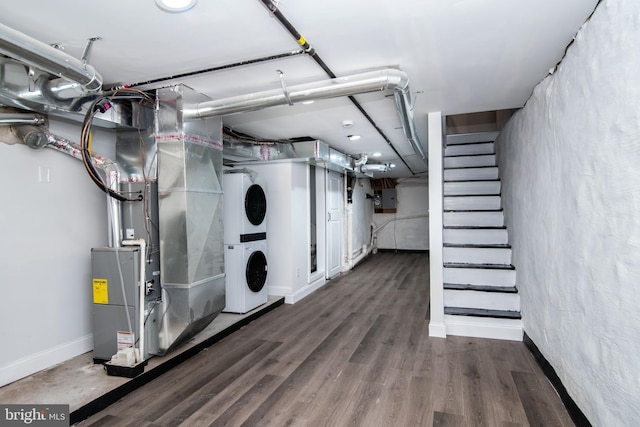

{"left": 395, "top": 88, "right": 427, "bottom": 160}
{"left": 186, "top": 68, "right": 409, "bottom": 118}
{"left": 122, "top": 238, "right": 147, "bottom": 363}
{"left": 258, "top": 0, "right": 425, "bottom": 170}
{"left": 0, "top": 23, "right": 103, "bottom": 96}
{"left": 128, "top": 50, "right": 305, "bottom": 90}
{"left": 0, "top": 113, "right": 45, "bottom": 126}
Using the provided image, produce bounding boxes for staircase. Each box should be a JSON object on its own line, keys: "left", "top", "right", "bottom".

{"left": 441, "top": 132, "right": 523, "bottom": 340}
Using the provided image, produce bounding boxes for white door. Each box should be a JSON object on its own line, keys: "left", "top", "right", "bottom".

{"left": 326, "top": 170, "right": 343, "bottom": 279}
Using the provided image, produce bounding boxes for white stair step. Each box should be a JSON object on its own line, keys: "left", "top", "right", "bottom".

{"left": 444, "top": 264, "right": 516, "bottom": 286}
{"left": 444, "top": 195, "right": 501, "bottom": 211}
{"left": 443, "top": 245, "right": 512, "bottom": 265}
{"left": 444, "top": 289, "right": 521, "bottom": 311}
{"left": 444, "top": 181, "right": 501, "bottom": 196}
{"left": 444, "top": 167, "right": 499, "bottom": 181}
{"left": 446, "top": 132, "right": 499, "bottom": 145}
{"left": 444, "top": 227, "right": 509, "bottom": 245}
{"left": 444, "top": 154, "right": 496, "bottom": 168}
{"left": 444, "top": 211, "right": 504, "bottom": 227}
{"left": 445, "top": 142, "right": 494, "bottom": 157}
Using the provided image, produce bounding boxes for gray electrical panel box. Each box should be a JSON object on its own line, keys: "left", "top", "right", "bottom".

{"left": 91, "top": 247, "right": 159, "bottom": 363}
{"left": 382, "top": 188, "right": 397, "bottom": 210}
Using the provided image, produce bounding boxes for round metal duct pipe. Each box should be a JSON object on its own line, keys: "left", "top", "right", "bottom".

{"left": 185, "top": 68, "right": 409, "bottom": 118}
{"left": 0, "top": 23, "right": 103, "bottom": 95}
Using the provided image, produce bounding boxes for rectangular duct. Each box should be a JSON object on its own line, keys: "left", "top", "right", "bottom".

{"left": 155, "top": 85, "right": 225, "bottom": 353}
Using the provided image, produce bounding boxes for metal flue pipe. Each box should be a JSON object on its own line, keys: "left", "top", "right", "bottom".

{"left": 0, "top": 23, "right": 103, "bottom": 96}
{"left": 186, "top": 68, "right": 408, "bottom": 118}
{"left": 395, "top": 88, "right": 427, "bottom": 160}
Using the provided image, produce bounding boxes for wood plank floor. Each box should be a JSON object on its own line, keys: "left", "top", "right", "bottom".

{"left": 79, "top": 252, "right": 575, "bottom": 427}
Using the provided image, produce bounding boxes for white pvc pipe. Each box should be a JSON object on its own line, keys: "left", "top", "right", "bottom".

{"left": 122, "top": 239, "right": 146, "bottom": 363}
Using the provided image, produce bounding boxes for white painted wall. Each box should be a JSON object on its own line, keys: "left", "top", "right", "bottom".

{"left": 0, "top": 119, "right": 113, "bottom": 387}
{"left": 347, "top": 177, "right": 373, "bottom": 267}
{"left": 495, "top": 1, "right": 640, "bottom": 425}
{"left": 373, "top": 177, "right": 429, "bottom": 251}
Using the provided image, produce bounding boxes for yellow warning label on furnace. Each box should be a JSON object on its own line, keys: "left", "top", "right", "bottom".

{"left": 93, "top": 278, "right": 108, "bottom": 304}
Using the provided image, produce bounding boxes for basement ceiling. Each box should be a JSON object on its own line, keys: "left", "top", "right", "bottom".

{"left": 0, "top": 0, "right": 598, "bottom": 177}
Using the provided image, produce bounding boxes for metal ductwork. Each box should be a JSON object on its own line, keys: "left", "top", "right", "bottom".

{"left": 187, "top": 68, "right": 405, "bottom": 117}
{"left": 0, "top": 23, "right": 102, "bottom": 96}
{"left": 394, "top": 86, "right": 427, "bottom": 160}
{"left": 154, "top": 85, "right": 226, "bottom": 354}
{"left": 185, "top": 68, "right": 426, "bottom": 163}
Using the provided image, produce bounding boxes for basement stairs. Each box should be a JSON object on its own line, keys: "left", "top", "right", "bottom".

{"left": 442, "top": 131, "right": 523, "bottom": 340}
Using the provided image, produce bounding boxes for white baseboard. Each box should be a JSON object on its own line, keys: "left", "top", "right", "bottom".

{"left": 0, "top": 334, "right": 93, "bottom": 387}
{"left": 445, "top": 315, "right": 523, "bottom": 341}
{"left": 429, "top": 321, "right": 447, "bottom": 338}
{"left": 269, "top": 278, "right": 328, "bottom": 305}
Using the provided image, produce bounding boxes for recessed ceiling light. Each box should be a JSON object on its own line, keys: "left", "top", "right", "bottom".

{"left": 390, "top": 163, "right": 396, "bottom": 168}
{"left": 372, "top": 152, "right": 382, "bottom": 157}
{"left": 155, "top": 0, "right": 197, "bottom": 13}
{"left": 341, "top": 120, "right": 354, "bottom": 128}
{"left": 301, "top": 100, "right": 315, "bottom": 105}
{"left": 347, "top": 134, "right": 361, "bottom": 141}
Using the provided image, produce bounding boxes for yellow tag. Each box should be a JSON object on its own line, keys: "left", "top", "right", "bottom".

{"left": 93, "top": 278, "right": 108, "bottom": 304}
{"left": 297, "top": 36, "right": 306, "bottom": 46}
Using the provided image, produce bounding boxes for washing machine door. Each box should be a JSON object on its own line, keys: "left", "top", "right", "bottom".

{"left": 246, "top": 250, "right": 267, "bottom": 293}
{"left": 245, "top": 184, "right": 267, "bottom": 226}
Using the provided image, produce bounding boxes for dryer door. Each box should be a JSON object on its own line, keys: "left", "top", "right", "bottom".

{"left": 245, "top": 184, "right": 267, "bottom": 226}
{"left": 246, "top": 250, "right": 267, "bottom": 293}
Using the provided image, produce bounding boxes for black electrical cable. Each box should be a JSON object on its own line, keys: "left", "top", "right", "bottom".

{"left": 123, "top": 50, "right": 305, "bottom": 90}
{"left": 80, "top": 88, "right": 154, "bottom": 201}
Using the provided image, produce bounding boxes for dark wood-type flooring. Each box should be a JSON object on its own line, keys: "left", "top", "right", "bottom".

{"left": 80, "top": 252, "right": 574, "bottom": 427}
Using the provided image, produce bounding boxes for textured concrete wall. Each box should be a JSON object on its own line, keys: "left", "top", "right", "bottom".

{"left": 495, "top": 1, "right": 640, "bottom": 425}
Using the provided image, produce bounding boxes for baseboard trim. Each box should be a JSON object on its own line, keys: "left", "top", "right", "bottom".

{"left": 428, "top": 321, "right": 447, "bottom": 338}
{"left": 0, "top": 334, "right": 93, "bottom": 388}
{"left": 286, "top": 279, "right": 328, "bottom": 304}
{"left": 444, "top": 314, "right": 523, "bottom": 341}
{"left": 523, "top": 333, "right": 592, "bottom": 427}
{"left": 376, "top": 249, "right": 429, "bottom": 253}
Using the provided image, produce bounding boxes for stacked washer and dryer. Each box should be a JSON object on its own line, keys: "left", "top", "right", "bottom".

{"left": 223, "top": 170, "right": 269, "bottom": 313}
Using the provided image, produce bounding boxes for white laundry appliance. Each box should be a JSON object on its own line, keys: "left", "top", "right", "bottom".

{"left": 223, "top": 240, "right": 268, "bottom": 313}
{"left": 223, "top": 171, "right": 267, "bottom": 243}
{"left": 223, "top": 171, "right": 268, "bottom": 313}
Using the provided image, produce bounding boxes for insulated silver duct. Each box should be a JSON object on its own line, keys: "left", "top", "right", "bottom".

{"left": 155, "top": 85, "right": 226, "bottom": 354}
{"left": 186, "top": 68, "right": 407, "bottom": 118}
{"left": 0, "top": 23, "right": 103, "bottom": 97}
{"left": 394, "top": 86, "right": 427, "bottom": 160}
{"left": 185, "top": 68, "right": 427, "bottom": 162}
